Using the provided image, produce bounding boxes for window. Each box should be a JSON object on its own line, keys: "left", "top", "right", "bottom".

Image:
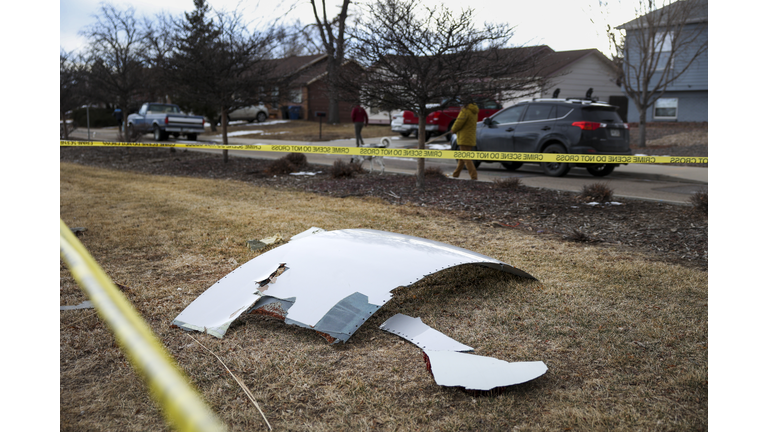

{"left": 654, "top": 98, "right": 677, "bottom": 119}
{"left": 492, "top": 105, "right": 526, "bottom": 124}
{"left": 555, "top": 105, "right": 573, "bottom": 119}
{"left": 522, "top": 104, "right": 553, "bottom": 122}
{"left": 654, "top": 31, "right": 674, "bottom": 71}
{"left": 289, "top": 89, "right": 302, "bottom": 104}
{"left": 271, "top": 86, "right": 280, "bottom": 109}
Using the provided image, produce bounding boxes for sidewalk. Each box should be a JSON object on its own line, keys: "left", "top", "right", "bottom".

{"left": 64, "top": 128, "right": 708, "bottom": 185}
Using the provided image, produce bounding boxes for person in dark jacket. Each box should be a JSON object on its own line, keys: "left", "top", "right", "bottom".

{"left": 351, "top": 103, "right": 369, "bottom": 147}
{"left": 450, "top": 102, "right": 479, "bottom": 180}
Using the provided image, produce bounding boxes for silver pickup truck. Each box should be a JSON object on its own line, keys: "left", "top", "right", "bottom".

{"left": 127, "top": 103, "right": 205, "bottom": 141}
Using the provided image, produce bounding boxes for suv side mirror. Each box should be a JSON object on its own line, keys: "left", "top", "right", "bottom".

{"left": 483, "top": 117, "right": 494, "bottom": 127}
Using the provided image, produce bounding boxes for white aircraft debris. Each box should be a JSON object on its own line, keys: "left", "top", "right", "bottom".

{"left": 172, "top": 228, "right": 535, "bottom": 342}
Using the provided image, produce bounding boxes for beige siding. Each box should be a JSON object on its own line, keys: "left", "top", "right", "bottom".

{"left": 502, "top": 54, "right": 623, "bottom": 107}
{"left": 544, "top": 55, "right": 623, "bottom": 102}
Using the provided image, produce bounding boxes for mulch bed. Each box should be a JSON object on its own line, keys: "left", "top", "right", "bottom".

{"left": 60, "top": 145, "right": 708, "bottom": 271}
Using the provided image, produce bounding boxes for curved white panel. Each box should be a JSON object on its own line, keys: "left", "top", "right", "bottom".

{"left": 172, "top": 229, "right": 535, "bottom": 341}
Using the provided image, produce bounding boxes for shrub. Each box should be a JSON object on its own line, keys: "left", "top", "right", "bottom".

{"left": 690, "top": 189, "right": 707, "bottom": 213}
{"left": 330, "top": 159, "right": 364, "bottom": 178}
{"left": 424, "top": 166, "right": 444, "bottom": 178}
{"left": 566, "top": 228, "right": 598, "bottom": 243}
{"left": 265, "top": 157, "right": 298, "bottom": 175}
{"left": 579, "top": 182, "right": 614, "bottom": 202}
{"left": 493, "top": 177, "right": 522, "bottom": 190}
{"left": 285, "top": 153, "right": 308, "bottom": 169}
{"left": 71, "top": 107, "right": 119, "bottom": 128}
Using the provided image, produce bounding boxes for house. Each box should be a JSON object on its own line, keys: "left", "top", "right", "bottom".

{"left": 264, "top": 54, "right": 363, "bottom": 123}
{"left": 617, "top": 0, "right": 708, "bottom": 123}
{"left": 504, "top": 48, "right": 628, "bottom": 120}
{"left": 266, "top": 47, "right": 627, "bottom": 125}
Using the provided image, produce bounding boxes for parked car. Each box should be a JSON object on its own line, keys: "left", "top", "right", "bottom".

{"left": 391, "top": 110, "right": 418, "bottom": 137}
{"left": 451, "top": 98, "right": 631, "bottom": 177}
{"left": 127, "top": 103, "right": 205, "bottom": 141}
{"left": 219, "top": 104, "right": 270, "bottom": 124}
{"left": 426, "top": 98, "right": 502, "bottom": 141}
{"left": 390, "top": 104, "right": 440, "bottom": 139}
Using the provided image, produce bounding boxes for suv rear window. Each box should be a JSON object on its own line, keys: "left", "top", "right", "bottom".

{"left": 581, "top": 107, "right": 623, "bottom": 123}
{"left": 522, "top": 104, "right": 554, "bottom": 121}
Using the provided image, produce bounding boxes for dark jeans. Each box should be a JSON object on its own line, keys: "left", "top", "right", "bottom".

{"left": 354, "top": 122, "right": 365, "bottom": 146}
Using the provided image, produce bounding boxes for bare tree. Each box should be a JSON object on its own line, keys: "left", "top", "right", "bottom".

{"left": 60, "top": 49, "right": 87, "bottom": 139}
{"left": 274, "top": 19, "right": 324, "bottom": 58}
{"left": 169, "top": 0, "right": 278, "bottom": 161}
{"left": 80, "top": 2, "right": 146, "bottom": 135}
{"left": 609, "top": 0, "right": 707, "bottom": 147}
{"left": 141, "top": 12, "right": 178, "bottom": 113}
{"left": 349, "top": 0, "right": 548, "bottom": 189}
{"left": 309, "top": 0, "right": 352, "bottom": 124}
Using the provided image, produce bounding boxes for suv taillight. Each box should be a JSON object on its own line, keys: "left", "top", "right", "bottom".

{"left": 164, "top": 116, "right": 169, "bottom": 125}
{"left": 572, "top": 121, "right": 603, "bottom": 130}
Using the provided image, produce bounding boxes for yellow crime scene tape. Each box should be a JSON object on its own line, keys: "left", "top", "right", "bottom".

{"left": 60, "top": 140, "right": 708, "bottom": 165}
{"left": 60, "top": 219, "right": 228, "bottom": 432}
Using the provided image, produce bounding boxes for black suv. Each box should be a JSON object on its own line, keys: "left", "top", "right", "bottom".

{"left": 451, "top": 98, "right": 631, "bottom": 177}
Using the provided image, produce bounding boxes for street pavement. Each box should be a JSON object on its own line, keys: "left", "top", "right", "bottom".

{"left": 65, "top": 128, "right": 708, "bottom": 205}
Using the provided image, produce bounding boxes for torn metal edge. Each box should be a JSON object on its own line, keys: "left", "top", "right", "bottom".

{"left": 172, "top": 229, "right": 536, "bottom": 342}
{"left": 380, "top": 313, "right": 473, "bottom": 352}
{"left": 423, "top": 350, "right": 548, "bottom": 391}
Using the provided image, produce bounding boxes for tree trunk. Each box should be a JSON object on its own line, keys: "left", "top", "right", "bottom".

{"left": 416, "top": 115, "right": 426, "bottom": 190}
{"left": 61, "top": 110, "right": 69, "bottom": 140}
{"left": 637, "top": 109, "right": 647, "bottom": 148}
{"left": 326, "top": 59, "right": 340, "bottom": 124}
{"left": 221, "top": 106, "right": 229, "bottom": 163}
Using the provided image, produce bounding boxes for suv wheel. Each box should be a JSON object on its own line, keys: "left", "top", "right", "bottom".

{"left": 501, "top": 162, "right": 523, "bottom": 171}
{"left": 541, "top": 144, "right": 571, "bottom": 177}
{"left": 586, "top": 164, "right": 616, "bottom": 177}
{"left": 256, "top": 112, "right": 268, "bottom": 122}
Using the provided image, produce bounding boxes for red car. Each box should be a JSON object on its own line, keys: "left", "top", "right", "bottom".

{"left": 426, "top": 98, "right": 502, "bottom": 141}
{"left": 392, "top": 98, "right": 502, "bottom": 141}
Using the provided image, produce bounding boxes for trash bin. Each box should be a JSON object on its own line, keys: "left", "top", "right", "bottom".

{"left": 288, "top": 106, "right": 302, "bottom": 120}
{"left": 280, "top": 106, "right": 289, "bottom": 119}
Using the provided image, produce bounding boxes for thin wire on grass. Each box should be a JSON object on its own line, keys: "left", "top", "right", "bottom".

{"left": 187, "top": 334, "right": 272, "bottom": 431}
{"left": 63, "top": 310, "right": 99, "bottom": 327}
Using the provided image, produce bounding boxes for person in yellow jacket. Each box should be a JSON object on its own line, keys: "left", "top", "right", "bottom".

{"left": 450, "top": 102, "right": 479, "bottom": 180}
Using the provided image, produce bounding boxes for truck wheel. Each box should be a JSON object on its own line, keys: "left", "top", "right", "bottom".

{"left": 586, "top": 164, "right": 616, "bottom": 177}
{"left": 501, "top": 162, "right": 523, "bottom": 171}
{"left": 399, "top": 131, "right": 411, "bottom": 137}
{"left": 540, "top": 144, "right": 570, "bottom": 177}
{"left": 256, "top": 112, "right": 268, "bottom": 122}
{"left": 153, "top": 125, "right": 167, "bottom": 141}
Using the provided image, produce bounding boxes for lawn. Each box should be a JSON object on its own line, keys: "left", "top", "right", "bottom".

{"left": 203, "top": 119, "right": 394, "bottom": 142}
{"left": 60, "top": 162, "right": 707, "bottom": 431}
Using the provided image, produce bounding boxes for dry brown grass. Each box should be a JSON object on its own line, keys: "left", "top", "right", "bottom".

{"left": 60, "top": 162, "right": 707, "bottom": 431}
{"left": 206, "top": 120, "right": 393, "bottom": 142}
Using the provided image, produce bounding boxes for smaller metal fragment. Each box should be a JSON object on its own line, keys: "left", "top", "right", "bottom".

{"left": 380, "top": 313, "right": 473, "bottom": 352}
{"left": 60, "top": 300, "right": 94, "bottom": 311}
{"left": 423, "top": 350, "right": 547, "bottom": 391}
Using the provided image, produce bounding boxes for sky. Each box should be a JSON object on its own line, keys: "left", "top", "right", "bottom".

{"left": 59, "top": 0, "right": 645, "bottom": 57}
